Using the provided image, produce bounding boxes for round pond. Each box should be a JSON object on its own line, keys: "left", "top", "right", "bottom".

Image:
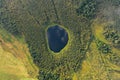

{"left": 47, "top": 25, "right": 69, "bottom": 52}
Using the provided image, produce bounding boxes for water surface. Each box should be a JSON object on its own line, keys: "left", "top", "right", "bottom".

{"left": 47, "top": 25, "right": 68, "bottom": 52}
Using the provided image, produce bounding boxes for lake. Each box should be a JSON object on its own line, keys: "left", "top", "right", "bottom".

{"left": 47, "top": 25, "right": 68, "bottom": 52}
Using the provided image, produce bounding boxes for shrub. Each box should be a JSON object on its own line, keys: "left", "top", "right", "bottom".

{"left": 76, "top": 0, "right": 97, "bottom": 19}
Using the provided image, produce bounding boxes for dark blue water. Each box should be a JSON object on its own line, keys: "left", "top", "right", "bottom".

{"left": 47, "top": 25, "right": 68, "bottom": 52}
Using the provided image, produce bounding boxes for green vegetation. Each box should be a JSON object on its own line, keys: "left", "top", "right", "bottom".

{"left": 76, "top": 0, "right": 97, "bottom": 19}
{"left": 38, "top": 71, "right": 60, "bottom": 80}
{"left": 0, "top": 0, "right": 120, "bottom": 80}
{"left": 103, "top": 25, "right": 120, "bottom": 45}
{"left": 0, "top": 0, "right": 92, "bottom": 79}
{"left": 96, "top": 39, "right": 112, "bottom": 54}
{"left": 109, "top": 53, "right": 120, "bottom": 66}
{"left": 0, "top": 26, "right": 38, "bottom": 80}
{"left": 0, "top": 8, "right": 21, "bottom": 36}
{"left": 108, "top": 0, "right": 120, "bottom": 6}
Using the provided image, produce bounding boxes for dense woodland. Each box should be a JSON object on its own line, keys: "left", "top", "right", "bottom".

{"left": 0, "top": 0, "right": 120, "bottom": 80}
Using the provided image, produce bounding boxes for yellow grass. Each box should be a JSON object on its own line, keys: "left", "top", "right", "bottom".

{"left": 72, "top": 73, "right": 78, "bottom": 80}
{"left": 0, "top": 28, "right": 39, "bottom": 80}
{"left": 92, "top": 20, "right": 109, "bottom": 44}
{"left": 72, "top": 20, "right": 120, "bottom": 79}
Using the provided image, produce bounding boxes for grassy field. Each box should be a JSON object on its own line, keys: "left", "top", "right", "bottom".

{"left": 72, "top": 18, "right": 120, "bottom": 80}
{"left": 0, "top": 27, "right": 39, "bottom": 80}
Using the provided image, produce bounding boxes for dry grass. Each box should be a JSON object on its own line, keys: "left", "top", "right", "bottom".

{"left": 72, "top": 19, "right": 120, "bottom": 80}
{"left": 0, "top": 28, "right": 38, "bottom": 80}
